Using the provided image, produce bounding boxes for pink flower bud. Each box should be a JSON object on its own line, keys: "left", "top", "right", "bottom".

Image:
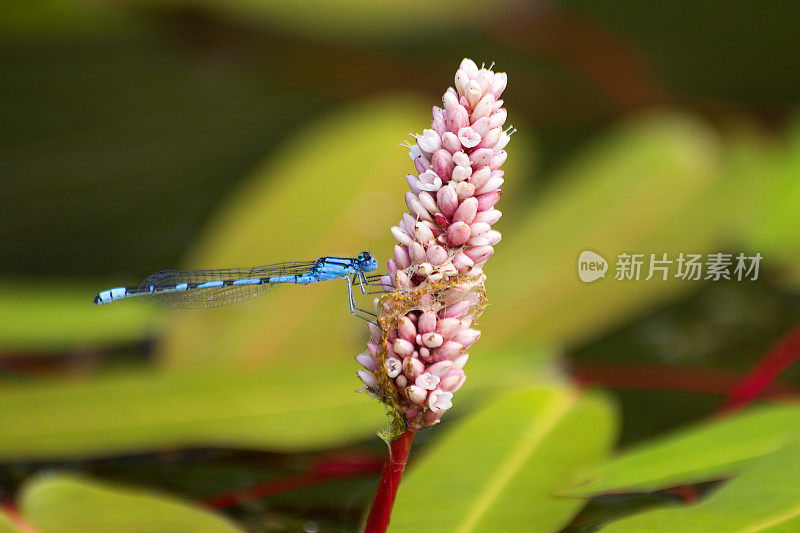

{"left": 452, "top": 328, "right": 481, "bottom": 347}
{"left": 478, "top": 127, "right": 501, "bottom": 149}
{"left": 490, "top": 72, "right": 507, "bottom": 97}
{"left": 454, "top": 69, "right": 469, "bottom": 96}
{"left": 385, "top": 358, "right": 402, "bottom": 378}
{"left": 417, "top": 170, "right": 442, "bottom": 192}
{"left": 417, "top": 128, "right": 441, "bottom": 153}
{"left": 486, "top": 230, "right": 502, "bottom": 246}
{"left": 418, "top": 311, "right": 437, "bottom": 334}
{"left": 441, "top": 131, "right": 461, "bottom": 153}
{"left": 453, "top": 197, "right": 478, "bottom": 224}
{"left": 452, "top": 251, "right": 475, "bottom": 272}
{"left": 454, "top": 181, "right": 475, "bottom": 201}
{"left": 442, "top": 300, "right": 472, "bottom": 319}
{"left": 431, "top": 149, "right": 454, "bottom": 179}
{"left": 357, "top": 370, "right": 375, "bottom": 388}
{"left": 472, "top": 116, "right": 491, "bottom": 136}
{"left": 457, "top": 126, "right": 481, "bottom": 148}
{"left": 428, "top": 389, "right": 453, "bottom": 413}
{"left": 447, "top": 221, "right": 471, "bottom": 246}
{"left": 418, "top": 191, "right": 440, "bottom": 214}
{"left": 395, "top": 374, "right": 408, "bottom": 388}
{"left": 465, "top": 80, "right": 482, "bottom": 108}
{"left": 464, "top": 245, "right": 494, "bottom": 264}
{"left": 398, "top": 316, "right": 417, "bottom": 342}
{"left": 440, "top": 369, "right": 466, "bottom": 392}
{"left": 447, "top": 105, "right": 470, "bottom": 133}
{"left": 414, "top": 221, "right": 434, "bottom": 244}
{"left": 403, "top": 357, "right": 425, "bottom": 380}
{"left": 415, "top": 372, "right": 440, "bottom": 390}
{"left": 434, "top": 341, "right": 464, "bottom": 361}
{"left": 442, "top": 88, "right": 459, "bottom": 111}
{"left": 469, "top": 148, "right": 494, "bottom": 167}
{"left": 460, "top": 58, "right": 479, "bottom": 78}
{"left": 471, "top": 94, "right": 495, "bottom": 122}
{"left": 395, "top": 270, "right": 412, "bottom": 290}
{"left": 427, "top": 360, "right": 454, "bottom": 377}
{"left": 473, "top": 208, "right": 502, "bottom": 225}
{"left": 409, "top": 241, "right": 426, "bottom": 263}
{"left": 489, "top": 108, "right": 507, "bottom": 128}
{"left": 406, "top": 174, "right": 422, "bottom": 195}
{"left": 476, "top": 174, "right": 504, "bottom": 195}
{"left": 421, "top": 332, "right": 444, "bottom": 348}
{"left": 451, "top": 165, "right": 471, "bottom": 182}
{"left": 393, "top": 245, "right": 411, "bottom": 270}
{"left": 436, "top": 185, "right": 458, "bottom": 218}
{"left": 434, "top": 212, "right": 450, "bottom": 227}
{"left": 453, "top": 353, "right": 470, "bottom": 368}
{"left": 477, "top": 189, "right": 503, "bottom": 211}
{"left": 405, "top": 192, "right": 432, "bottom": 222}
{"left": 469, "top": 166, "right": 491, "bottom": 191}
{"left": 391, "top": 226, "right": 414, "bottom": 247}
{"left": 489, "top": 150, "right": 507, "bottom": 169}
{"left": 406, "top": 385, "right": 427, "bottom": 405}
{"left": 387, "top": 259, "right": 398, "bottom": 278}
{"left": 356, "top": 353, "right": 376, "bottom": 371}
{"left": 367, "top": 341, "right": 379, "bottom": 356}
{"left": 427, "top": 244, "right": 448, "bottom": 265}
{"left": 470, "top": 222, "right": 491, "bottom": 236}
{"left": 436, "top": 317, "right": 461, "bottom": 338}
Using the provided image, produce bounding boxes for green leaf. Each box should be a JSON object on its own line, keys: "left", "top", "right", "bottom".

{"left": 564, "top": 403, "right": 800, "bottom": 496}
{"left": 20, "top": 474, "right": 243, "bottom": 533}
{"left": 0, "top": 347, "right": 542, "bottom": 460}
{"left": 158, "top": 97, "right": 535, "bottom": 370}
{"left": 600, "top": 438, "right": 800, "bottom": 532}
{"left": 0, "top": 279, "right": 159, "bottom": 352}
{"left": 480, "top": 112, "right": 725, "bottom": 349}
{"left": 0, "top": 511, "right": 22, "bottom": 533}
{"left": 0, "top": 359, "right": 381, "bottom": 460}
{"left": 389, "top": 386, "right": 617, "bottom": 532}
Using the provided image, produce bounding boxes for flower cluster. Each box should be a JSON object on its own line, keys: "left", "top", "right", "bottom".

{"left": 356, "top": 59, "right": 511, "bottom": 431}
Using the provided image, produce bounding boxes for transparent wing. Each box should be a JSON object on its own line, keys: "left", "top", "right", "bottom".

{"left": 135, "top": 261, "right": 316, "bottom": 309}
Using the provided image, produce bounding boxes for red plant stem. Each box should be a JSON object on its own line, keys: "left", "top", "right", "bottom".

{"left": 364, "top": 430, "right": 416, "bottom": 533}
{"left": 721, "top": 321, "right": 800, "bottom": 413}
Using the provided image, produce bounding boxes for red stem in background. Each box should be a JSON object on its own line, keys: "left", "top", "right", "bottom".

{"left": 721, "top": 321, "right": 800, "bottom": 413}
{"left": 364, "top": 430, "right": 415, "bottom": 533}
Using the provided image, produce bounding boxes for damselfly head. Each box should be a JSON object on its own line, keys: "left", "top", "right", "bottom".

{"left": 357, "top": 251, "right": 377, "bottom": 272}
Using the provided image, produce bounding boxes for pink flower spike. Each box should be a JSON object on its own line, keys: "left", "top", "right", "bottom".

{"left": 415, "top": 372, "right": 440, "bottom": 390}
{"left": 428, "top": 390, "right": 453, "bottom": 413}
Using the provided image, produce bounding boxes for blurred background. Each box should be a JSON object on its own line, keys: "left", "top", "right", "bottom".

{"left": 2, "top": 1, "right": 800, "bottom": 531}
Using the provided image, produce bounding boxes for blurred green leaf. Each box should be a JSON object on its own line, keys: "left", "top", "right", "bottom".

{"left": 0, "top": 512, "right": 21, "bottom": 533}
{"left": 20, "top": 474, "right": 242, "bottom": 533}
{"left": 564, "top": 403, "right": 800, "bottom": 496}
{"left": 0, "top": 280, "right": 158, "bottom": 352}
{"left": 159, "top": 97, "right": 535, "bottom": 370}
{"left": 389, "top": 386, "right": 616, "bottom": 532}
{"left": 0, "top": 347, "right": 542, "bottom": 460}
{"left": 481, "top": 112, "right": 727, "bottom": 348}
{"left": 600, "top": 438, "right": 800, "bottom": 532}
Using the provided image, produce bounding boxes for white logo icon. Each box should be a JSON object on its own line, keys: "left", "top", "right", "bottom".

{"left": 578, "top": 250, "right": 608, "bottom": 283}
